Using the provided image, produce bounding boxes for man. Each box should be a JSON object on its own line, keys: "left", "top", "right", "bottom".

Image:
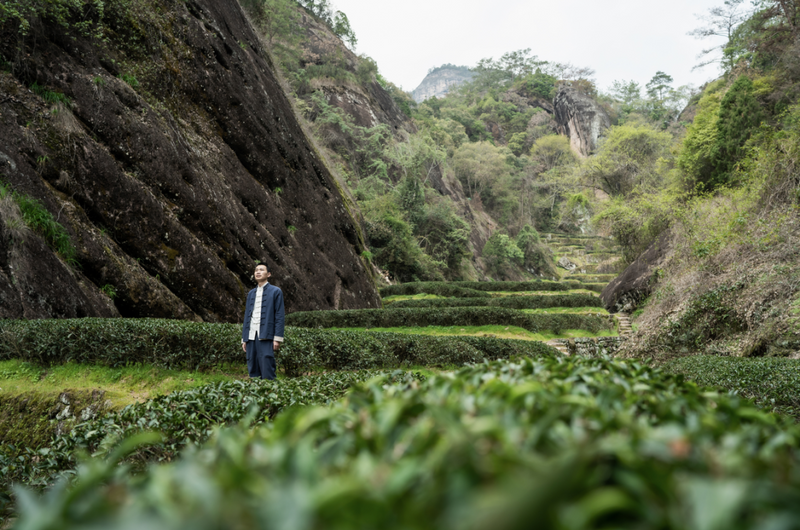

{"left": 241, "top": 262, "right": 285, "bottom": 380}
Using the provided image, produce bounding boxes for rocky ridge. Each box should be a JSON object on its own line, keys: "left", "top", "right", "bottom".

{"left": 411, "top": 66, "right": 475, "bottom": 103}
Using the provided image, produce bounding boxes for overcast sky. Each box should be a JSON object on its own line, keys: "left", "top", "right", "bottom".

{"left": 332, "top": 0, "right": 729, "bottom": 95}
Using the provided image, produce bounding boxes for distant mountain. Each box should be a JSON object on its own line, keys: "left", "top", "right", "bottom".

{"left": 412, "top": 64, "right": 475, "bottom": 102}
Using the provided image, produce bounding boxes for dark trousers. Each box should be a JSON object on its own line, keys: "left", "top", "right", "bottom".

{"left": 245, "top": 333, "right": 276, "bottom": 380}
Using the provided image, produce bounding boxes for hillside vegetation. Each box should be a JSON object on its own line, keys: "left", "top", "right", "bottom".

{"left": 236, "top": 0, "right": 696, "bottom": 283}
{"left": 594, "top": 1, "right": 800, "bottom": 360}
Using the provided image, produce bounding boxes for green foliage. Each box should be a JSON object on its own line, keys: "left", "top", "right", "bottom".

{"left": 482, "top": 232, "right": 523, "bottom": 276}
{"left": 364, "top": 199, "right": 443, "bottom": 282}
{"left": 0, "top": 371, "right": 379, "bottom": 489}
{"left": 663, "top": 355, "right": 800, "bottom": 419}
{"left": 0, "top": 319, "right": 243, "bottom": 371}
{"left": 0, "top": 319, "right": 556, "bottom": 380}
{"left": 530, "top": 135, "right": 576, "bottom": 171}
{"left": 12, "top": 356, "right": 800, "bottom": 528}
{"left": 514, "top": 68, "right": 557, "bottom": 100}
{"left": 331, "top": 10, "right": 356, "bottom": 49}
{"left": 666, "top": 284, "right": 746, "bottom": 350}
{"left": 0, "top": 0, "right": 108, "bottom": 38}
{"left": 0, "top": 181, "right": 77, "bottom": 264}
{"left": 387, "top": 293, "right": 603, "bottom": 309}
{"left": 451, "top": 141, "right": 509, "bottom": 198}
{"left": 30, "top": 82, "right": 71, "bottom": 107}
{"left": 241, "top": 0, "right": 302, "bottom": 45}
{"left": 286, "top": 306, "right": 613, "bottom": 334}
{"left": 117, "top": 73, "right": 139, "bottom": 88}
{"left": 413, "top": 199, "right": 471, "bottom": 276}
{"left": 593, "top": 194, "right": 674, "bottom": 264}
{"left": 379, "top": 283, "right": 492, "bottom": 298}
{"left": 710, "top": 76, "right": 765, "bottom": 189}
{"left": 582, "top": 123, "right": 673, "bottom": 196}
{"left": 99, "top": 284, "right": 116, "bottom": 299}
{"left": 676, "top": 89, "right": 722, "bottom": 188}
{"left": 380, "top": 280, "right": 573, "bottom": 297}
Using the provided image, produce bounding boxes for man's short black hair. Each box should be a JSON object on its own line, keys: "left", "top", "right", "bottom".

{"left": 254, "top": 262, "right": 269, "bottom": 271}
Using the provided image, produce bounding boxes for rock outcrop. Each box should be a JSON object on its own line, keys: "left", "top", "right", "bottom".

{"left": 299, "top": 13, "right": 412, "bottom": 132}
{"left": 412, "top": 66, "right": 475, "bottom": 103}
{"left": 0, "top": 0, "right": 381, "bottom": 321}
{"left": 553, "top": 83, "right": 611, "bottom": 157}
{"left": 601, "top": 232, "right": 671, "bottom": 313}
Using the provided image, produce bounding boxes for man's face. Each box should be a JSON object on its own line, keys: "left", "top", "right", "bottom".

{"left": 254, "top": 265, "right": 269, "bottom": 282}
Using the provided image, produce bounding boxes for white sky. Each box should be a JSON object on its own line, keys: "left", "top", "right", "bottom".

{"left": 332, "top": 0, "right": 728, "bottom": 95}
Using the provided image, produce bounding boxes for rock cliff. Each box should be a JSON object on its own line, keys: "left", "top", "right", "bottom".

{"left": 0, "top": 0, "right": 381, "bottom": 321}
{"left": 298, "top": 12, "right": 412, "bottom": 132}
{"left": 412, "top": 66, "right": 475, "bottom": 103}
{"left": 553, "top": 83, "right": 611, "bottom": 157}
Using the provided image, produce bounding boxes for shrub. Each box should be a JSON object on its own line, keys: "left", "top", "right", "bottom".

{"left": 379, "top": 283, "right": 492, "bottom": 298}
{"left": 0, "top": 371, "right": 389, "bottom": 489}
{"left": 0, "top": 319, "right": 556, "bottom": 378}
{"left": 387, "top": 293, "right": 602, "bottom": 309}
{"left": 285, "top": 307, "right": 613, "bottom": 334}
{"left": 0, "top": 181, "right": 76, "bottom": 264}
{"left": 280, "top": 328, "right": 556, "bottom": 376}
{"left": 662, "top": 355, "right": 800, "bottom": 420}
{"left": 482, "top": 232, "right": 524, "bottom": 276}
{"left": 380, "top": 281, "right": 573, "bottom": 298}
{"left": 12, "top": 356, "right": 800, "bottom": 528}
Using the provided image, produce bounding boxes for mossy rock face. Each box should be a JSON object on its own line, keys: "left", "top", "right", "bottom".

{"left": 0, "top": 0, "right": 382, "bottom": 322}
{"left": 0, "top": 389, "right": 110, "bottom": 455}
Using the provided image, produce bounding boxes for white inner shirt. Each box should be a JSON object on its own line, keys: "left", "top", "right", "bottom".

{"left": 248, "top": 283, "right": 268, "bottom": 341}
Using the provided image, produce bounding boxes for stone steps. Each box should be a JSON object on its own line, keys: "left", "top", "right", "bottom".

{"left": 617, "top": 312, "right": 633, "bottom": 335}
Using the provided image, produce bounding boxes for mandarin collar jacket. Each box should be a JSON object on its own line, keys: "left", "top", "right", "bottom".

{"left": 242, "top": 283, "right": 285, "bottom": 342}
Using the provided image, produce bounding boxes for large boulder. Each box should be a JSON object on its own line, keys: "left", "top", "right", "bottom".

{"left": 601, "top": 232, "right": 671, "bottom": 313}
{"left": 0, "top": 0, "right": 381, "bottom": 321}
{"left": 553, "top": 83, "right": 611, "bottom": 157}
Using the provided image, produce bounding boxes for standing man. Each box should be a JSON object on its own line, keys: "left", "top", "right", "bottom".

{"left": 241, "top": 262, "right": 285, "bottom": 380}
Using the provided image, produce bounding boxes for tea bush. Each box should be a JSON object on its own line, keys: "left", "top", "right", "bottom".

{"left": 386, "top": 293, "right": 602, "bottom": 309}
{"left": 280, "top": 328, "right": 556, "bottom": 377}
{"left": 0, "top": 319, "right": 555, "bottom": 378}
{"left": 286, "top": 307, "right": 613, "bottom": 334}
{"left": 12, "top": 356, "right": 800, "bottom": 529}
{"left": 662, "top": 355, "right": 800, "bottom": 419}
{"left": 379, "top": 280, "right": 572, "bottom": 297}
{"left": 0, "top": 370, "right": 395, "bottom": 490}
{"left": 379, "top": 283, "right": 492, "bottom": 298}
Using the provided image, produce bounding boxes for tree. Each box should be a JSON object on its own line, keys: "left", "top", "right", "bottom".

{"left": 530, "top": 135, "right": 575, "bottom": 172}
{"left": 689, "top": 0, "right": 750, "bottom": 71}
{"left": 255, "top": 0, "right": 302, "bottom": 45}
{"left": 646, "top": 71, "right": 674, "bottom": 102}
{"left": 332, "top": 11, "right": 357, "bottom": 49}
{"left": 610, "top": 80, "right": 642, "bottom": 106}
{"left": 709, "top": 75, "right": 764, "bottom": 188}
{"left": 451, "top": 141, "right": 508, "bottom": 198}
{"left": 482, "top": 232, "right": 524, "bottom": 276}
{"left": 644, "top": 72, "right": 694, "bottom": 128}
{"left": 581, "top": 124, "right": 673, "bottom": 196}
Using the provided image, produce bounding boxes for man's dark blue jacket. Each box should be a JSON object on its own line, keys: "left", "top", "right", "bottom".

{"left": 241, "top": 284, "right": 285, "bottom": 348}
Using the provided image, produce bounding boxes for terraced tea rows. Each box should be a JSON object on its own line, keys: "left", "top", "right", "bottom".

{"left": 287, "top": 233, "right": 629, "bottom": 355}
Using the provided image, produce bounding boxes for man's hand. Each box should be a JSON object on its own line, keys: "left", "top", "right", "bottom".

{"left": 241, "top": 342, "right": 247, "bottom": 353}
{"left": 273, "top": 341, "right": 281, "bottom": 352}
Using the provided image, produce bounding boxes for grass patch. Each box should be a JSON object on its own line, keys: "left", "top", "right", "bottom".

{"left": 0, "top": 180, "right": 77, "bottom": 264}
{"left": 332, "top": 325, "right": 618, "bottom": 341}
{"left": 382, "top": 293, "right": 445, "bottom": 303}
{"left": 660, "top": 355, "right": 800, "bottom": 420}
{"left": 0, "top": 359, "right": 247, "bottom": 408}
{"left": 488, "top": 289, "right": 598, "bottom": 296}
{"left": 522, "top": 307, "right": 609, "bottom": 315}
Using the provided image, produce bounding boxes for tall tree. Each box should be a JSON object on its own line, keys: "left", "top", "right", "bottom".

{"left": 688, "top": 0, "right": 750, "bottom": 71}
